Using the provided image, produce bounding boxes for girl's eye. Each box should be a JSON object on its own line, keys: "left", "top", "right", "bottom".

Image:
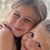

{"left": 24, "top": 18, "right": 33, "bottom": 24}
{"left": 14, "top": 13, "right": 20, "bottom": 18}
{"left": 25, "top": 19, "right": 32, "bottom": 23}
{"left": 29, "top": 32, "right": 34, "bottom": 37}
{"left": 36, "top": 42, "right": 41, "bottom": 48}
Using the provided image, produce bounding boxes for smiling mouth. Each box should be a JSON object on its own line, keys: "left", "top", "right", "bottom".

{"left": 15, "top": 27, "right": 23, "bottom": 31}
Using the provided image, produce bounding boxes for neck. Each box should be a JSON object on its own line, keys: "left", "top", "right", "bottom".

{"left": 14, "top": 36, "right": 22, "bottom": 50}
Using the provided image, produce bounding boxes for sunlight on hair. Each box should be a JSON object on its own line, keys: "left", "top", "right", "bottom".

{"left": 0, "top": 0, "right": 50, "bottom": 22}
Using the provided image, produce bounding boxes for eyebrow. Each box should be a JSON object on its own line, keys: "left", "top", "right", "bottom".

{"left": 15, "top": 11, "right": 35, "bottom": 24}
{"left": 15, "top": 11, "right": 34, "bottom": 21}
{"left": 27, "top": 16, "right": 35, "bottom": 23}
{"left": 15, "top": 11, "right": 21, "bottom": 15}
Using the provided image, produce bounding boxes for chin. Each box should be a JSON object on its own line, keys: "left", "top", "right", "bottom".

{"left": 14, "top": 33, "right": 23, "bottom": 37}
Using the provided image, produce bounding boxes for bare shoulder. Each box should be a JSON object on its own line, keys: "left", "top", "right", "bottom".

{"left": 0, "top": 25, "right": 16, "bottom": 50}
{"left": 0, "top": 23, "right": 13, "bottom": 36}
{"left": 0, "top": 17, "right": 16, "bottom": 50}
{"left": 0, "top": 27, "right": 13, "bottom": 37}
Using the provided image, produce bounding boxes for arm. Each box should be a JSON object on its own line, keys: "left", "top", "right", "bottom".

{"left": 0, "top": 27, "right": 16, "bottom": 50}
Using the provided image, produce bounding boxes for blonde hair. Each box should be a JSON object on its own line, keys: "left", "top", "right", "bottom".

{"left": 12, "top": 0, "right": 47, "bottom": 22}
{"left": 38, "top": 19, "right": 50, "bottom": 50}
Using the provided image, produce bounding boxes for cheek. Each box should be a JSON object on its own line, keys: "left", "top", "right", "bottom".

{"left": 25, "top": 24, "right": 33, "bottom": 32}
{"left": 41, "top": 42, "right": 48, "bottom": 50}
{"left": 24, "top": 39, "right": 41, "bottom": 50}
{"left": 8, "top": 15, "right": 17, "bottom": 25}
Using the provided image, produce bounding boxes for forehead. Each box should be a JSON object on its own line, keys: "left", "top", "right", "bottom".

{"left": 13, "top": 5, "right": 37, "bottom": 19}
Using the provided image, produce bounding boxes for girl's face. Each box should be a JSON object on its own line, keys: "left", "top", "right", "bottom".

{"left": 6, "top": 5, "right": 38, "bottom": 37}
{"left": 21, "top": 27, "right": 49, "bottom": 50}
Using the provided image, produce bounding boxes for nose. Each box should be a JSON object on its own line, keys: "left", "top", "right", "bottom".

{"left": 15, "top": 17, "right": 24, "bottom": 26}
{"left": 23, "top": 34, "right": 36, "bottom": 45}
{"left": 25, "top": 39, "right": 41, "bottom": 50}
{"left": 23, "top": 34, "right": 41, "bottom": 50}
{"left": 23, "top": 34, "right": 36, "bottom": 46}
{"left": 26, "top": 38, "right": 36, "bottom": 45}
{"left": 24, "top": 39, "right": 37, "bottom": 49}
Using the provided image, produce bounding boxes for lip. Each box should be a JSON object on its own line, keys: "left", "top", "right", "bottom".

{"left": 15, "top": 27, "right": 23, "bottom": 31}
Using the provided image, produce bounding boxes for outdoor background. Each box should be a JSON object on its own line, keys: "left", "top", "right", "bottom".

{"left": 0, "top": 0, "right": 50, "bottom": 22}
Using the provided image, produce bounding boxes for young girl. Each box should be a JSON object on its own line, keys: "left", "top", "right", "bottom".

{"left": 21, "top": 20, "right": 50, "bottom": 50}
{"left": 0, "top": 0, "right": 47, "bottom": 50}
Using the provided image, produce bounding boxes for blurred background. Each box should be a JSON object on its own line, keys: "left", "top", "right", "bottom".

{"left": 0, "top": 0, "right": 50, "bottom": 22}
